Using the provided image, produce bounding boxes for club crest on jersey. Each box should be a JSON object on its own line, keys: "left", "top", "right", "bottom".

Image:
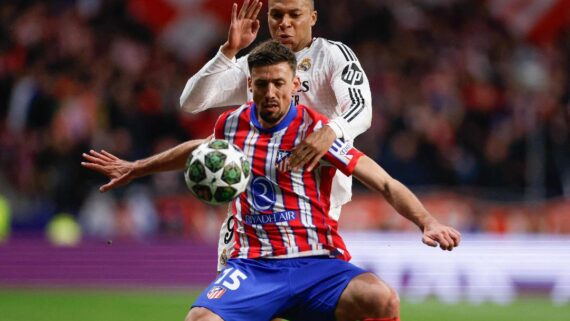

{"left": 298, "top": 57, "right": 312, "bottom": 71}
{"left": 207, "top": 286, "right": 226, "bottom": 299}
{"left": 275, "top": 150, "right": 292, "bottom": 172}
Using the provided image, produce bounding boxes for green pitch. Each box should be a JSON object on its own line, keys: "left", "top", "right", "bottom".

{"left": 0, "top": 289, "right": 568, "bottom": 321}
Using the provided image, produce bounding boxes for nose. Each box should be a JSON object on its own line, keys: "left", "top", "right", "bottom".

{"left": 266, "top": 83, "right": 277, "bottom": 99}
{"left": 279, "top": 15, "right": 291, "bottom": 29}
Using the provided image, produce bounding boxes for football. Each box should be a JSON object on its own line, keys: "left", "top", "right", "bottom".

{"left": 184, "top": 139, "right": 251, "bottom": 205}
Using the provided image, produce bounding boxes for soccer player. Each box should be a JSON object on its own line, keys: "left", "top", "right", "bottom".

{"left": 183, "top": 40, "right": 460, "bottom": 321}
{"left": 180, "top": 0, "right": 374, "bottom": 272}
{"left": 82, "top": 39, "right": 460, "bottom": 321}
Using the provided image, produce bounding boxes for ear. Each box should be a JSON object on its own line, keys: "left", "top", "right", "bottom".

{"left": 311, "top": 10, "right": 317, "bottom": 27}
{"left": 292, "top": 76, "right": 301, "bottom": 94}
{"left": 248, "top": 77, "right": 252, "bottom": 92}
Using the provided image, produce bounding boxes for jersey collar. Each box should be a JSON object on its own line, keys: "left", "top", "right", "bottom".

{"left": 250, "top": 101, "right": 297, "bottom": 133}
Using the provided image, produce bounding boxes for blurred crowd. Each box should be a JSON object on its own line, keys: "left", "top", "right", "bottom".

{"left": 0, "top": 0, "right": 569, "bottom": 238}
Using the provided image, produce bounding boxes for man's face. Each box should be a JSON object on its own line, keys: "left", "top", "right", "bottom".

{"left": 249, "top": 62, "right": 300, "bottom": 127}
{"left": 268, "top": 0, "right": 317, "bottom": 52}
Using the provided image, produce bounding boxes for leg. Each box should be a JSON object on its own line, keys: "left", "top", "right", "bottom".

{"left": 335, "top": 272, "right": 400, "bottom": 321}
{"left": 185, "top": 307, "right": 224, "bottom": 321}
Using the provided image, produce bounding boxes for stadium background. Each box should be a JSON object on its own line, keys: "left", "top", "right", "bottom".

{"left": 0, "top": 0, "right": 569, "bottom": 320}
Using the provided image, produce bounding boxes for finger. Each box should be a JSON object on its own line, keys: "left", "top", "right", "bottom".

{"left": 291, "top": 150, "right": 315, "bottom": 170}
{"left": 231, "top": 2, "right": 237, "bottom": 22}
{"left": 252, "top": 19, "right": 260, "bottom": 34}
{"left": 306, "top": 149, "right": 328, "bottom": 172}
{"left": 101, "top": 150, "right": 119, "bottom": 161}
{"left": 422, "top": 235, "right": 437, "bottom": 247}
{"left": 435, "top": 235, "right": 450, "bottom": 250}
{"left": 89, "top": 150, "right": 113, "bottom": 162}
{"left": 238, "top": 0, "right": 250, "bottom": 19}
{"left": 289, "top": 145, "right": 308, "bottom": 167}
{"left": 100, "top": 176, "right": 126, "bottom": 192}
{"left": 82, "top": 153, "right": 108, "bottom": 166}
{"left": 251, "top": 1, "right": 263, "bottom": 20}
{"left": 81, "top": 162, "right": 107, "bottom": 174}
{"left": 244, "top": 0, "right": 259, "bottom": 18}
{"left": 449, "top": 231, "right": 461, "bottom": 247}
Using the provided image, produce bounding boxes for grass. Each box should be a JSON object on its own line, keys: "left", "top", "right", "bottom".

{"left": 0, "top": 288, "right": 568, "bottom": 321}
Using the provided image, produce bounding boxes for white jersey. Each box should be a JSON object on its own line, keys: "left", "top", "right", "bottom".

{"left": 179, "top": 37, "right": 373, "bottom": 270}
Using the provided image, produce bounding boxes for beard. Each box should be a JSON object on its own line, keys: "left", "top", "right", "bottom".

{"left": 259, "top": 109, "right": 286, "bottom": 125}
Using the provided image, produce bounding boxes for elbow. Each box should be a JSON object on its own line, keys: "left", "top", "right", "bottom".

{"left": 180, "top": 94, "right": 206, "bottom": 114}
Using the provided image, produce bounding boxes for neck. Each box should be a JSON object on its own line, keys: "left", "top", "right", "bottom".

{"left": 293, "top": 37, "right": 313, "bottom": 53}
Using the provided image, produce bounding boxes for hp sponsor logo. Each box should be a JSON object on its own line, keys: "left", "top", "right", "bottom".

{"left": 251, "top": 176, "right": 276, "bottom": 211}
{"left": 341, "top": 63, "right": 364, "bottom": 85}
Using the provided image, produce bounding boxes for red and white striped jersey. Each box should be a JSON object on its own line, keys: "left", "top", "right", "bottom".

{"left": 214, "top": 103, "right": 363, "bottom": 261}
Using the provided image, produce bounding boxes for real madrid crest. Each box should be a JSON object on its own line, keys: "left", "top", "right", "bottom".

{"left": 298, "top": 57, "right": 312, "bottom": 72}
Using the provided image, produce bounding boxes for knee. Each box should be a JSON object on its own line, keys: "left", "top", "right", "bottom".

{"left": 185, "top": 307, "right": 222, "bottom": 321}
{"left": 360, "top": 279, "right": 400, "bottom": 316}
{"left": 365, "top": 281, "right": 400, "bottom": 316}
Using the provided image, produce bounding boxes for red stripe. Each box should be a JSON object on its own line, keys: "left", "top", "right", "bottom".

{"left": 527, "top": 0, "right": 570, "bottom": 45}
{"left": 214, "top": 110, "right": 232, "bottom": 139}
{"left": 245, "top": 128, "right": 272, "bottom": 258}
{"left": 279, "top": 107, "right": 312, "bottom": 252}
{"left": 227, "top": 106, "right": 253, "bottom": 258}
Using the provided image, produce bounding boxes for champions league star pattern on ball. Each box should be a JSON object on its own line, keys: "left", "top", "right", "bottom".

{"left": 214, "top": 102, "right": 363, "bottom": 261}
{"left": 185, "top": 140, "right": 251, "bottom": 205}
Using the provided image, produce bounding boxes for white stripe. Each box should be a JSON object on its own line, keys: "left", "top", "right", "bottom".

{"left": 224, "top": 106, "right": 246, "bottom": 143}
{"left": 270, "top": 128, "right": 298, "bottom": 254}
{"left": 235, "top": 197, "right": 249, "bottom": 258}
{"left": 243, "top": 126, "right": 272, "bottom": 256}
{"left": 291, "top": 111, "right": 319, "bottom": 248}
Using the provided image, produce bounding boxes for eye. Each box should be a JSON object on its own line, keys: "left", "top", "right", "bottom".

{"left": 270, "top": 12, "right": 283, "bottom": 20}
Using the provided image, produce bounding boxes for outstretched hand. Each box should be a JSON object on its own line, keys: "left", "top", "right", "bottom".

{"left": 422, "top": 220, "right": 462, "bottom": 251}
{"left": 222, "top": 0, "right": 263, "bottom": 58}
{"left": 289, "top": 125, "right": 337, "bottom": 172}
{"left": 81, "top": 150, "right": 136, "bottom": 192}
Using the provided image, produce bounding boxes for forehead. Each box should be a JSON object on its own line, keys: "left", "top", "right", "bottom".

{"left": 251, "top": 62, "right": 294, "bottom": 80}
{"left": 268, "top": 0, "right": 312, "bottom": 11}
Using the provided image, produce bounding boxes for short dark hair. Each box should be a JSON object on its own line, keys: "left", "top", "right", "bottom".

{"left": 247, "top": 40, "right": 297, "bottom": 75}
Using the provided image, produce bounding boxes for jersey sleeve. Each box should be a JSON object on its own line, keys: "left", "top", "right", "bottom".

{"left": 322, "top": 139, "right": 364, "bottom": 176}
{"left": 214, "top": 110, "right": 232, "bottom": 139}
{"left": 180, "top": 49, "right": 249, "bottom": 114}
{"left": 325, "top": 41, "right": 373, "bottom": 142}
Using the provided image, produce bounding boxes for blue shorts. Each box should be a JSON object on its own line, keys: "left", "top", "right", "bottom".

{"left": 192, "top": 256, "right": 367, "bottom": 321}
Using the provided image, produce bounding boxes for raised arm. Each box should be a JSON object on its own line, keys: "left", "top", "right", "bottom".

{"left": 352, "top": 156, "right": 461, "bottom": 251}
{"left": 179, "top": 0, "right": 262, "bottom": 113}
{"left": 81, "top": 138, "right": 207, "bottom": 192}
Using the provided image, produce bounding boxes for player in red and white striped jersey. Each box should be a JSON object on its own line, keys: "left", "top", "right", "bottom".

{"left": 214, "top": 102, "right": 362, "bottom": 261}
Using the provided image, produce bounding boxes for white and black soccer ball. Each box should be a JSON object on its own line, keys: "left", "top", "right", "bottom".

{"left": 184, "top": 139, "right": 251, "bottom": 205}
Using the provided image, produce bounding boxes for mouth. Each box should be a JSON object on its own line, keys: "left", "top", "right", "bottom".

{"left": 262, "top": 102, "right": 279, "bottom": 112}
{"left": 278, "top": 34, "right": 293, "bottom": 44}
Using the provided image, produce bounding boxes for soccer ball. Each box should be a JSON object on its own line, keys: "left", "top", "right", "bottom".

{"left": 184, "top": 139, "right": 251, "bottom": 205}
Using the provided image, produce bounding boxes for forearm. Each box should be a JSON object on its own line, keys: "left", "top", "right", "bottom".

{"left": 132, "top": 139, "right": 206, "bottom": 178}
{"left": 353, "top": 156, "right": 437, "bottom": 231}
{"left": 179, "top": 50, "right": 248, "bottom": 113}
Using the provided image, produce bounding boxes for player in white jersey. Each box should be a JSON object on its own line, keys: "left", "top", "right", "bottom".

{"left": 180, "top": 0, "right": 373, "bottom": 271}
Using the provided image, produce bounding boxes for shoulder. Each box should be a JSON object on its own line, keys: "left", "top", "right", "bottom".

{"left": 297, "top": 104, "right": 329, "bottom": 124}
{"left": 219, "top": 103, "right": 251, "bottom": 121}
{"left": 313, "top": 38, "right": 360, "bottom": 64}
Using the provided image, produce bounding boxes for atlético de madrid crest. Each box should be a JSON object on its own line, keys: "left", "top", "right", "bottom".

{"left": 276, "top": 150, "right": 292, "bottom": 172}
{"left": 207, "top": 286, "right": 226, "bottom": 299}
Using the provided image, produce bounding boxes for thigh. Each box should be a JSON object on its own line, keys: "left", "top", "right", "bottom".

{"left": 280, "top": 258, "right": 367, "bottom": 321}
{"left": 192, "top": 259, "right": 289, "bottom": 321}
